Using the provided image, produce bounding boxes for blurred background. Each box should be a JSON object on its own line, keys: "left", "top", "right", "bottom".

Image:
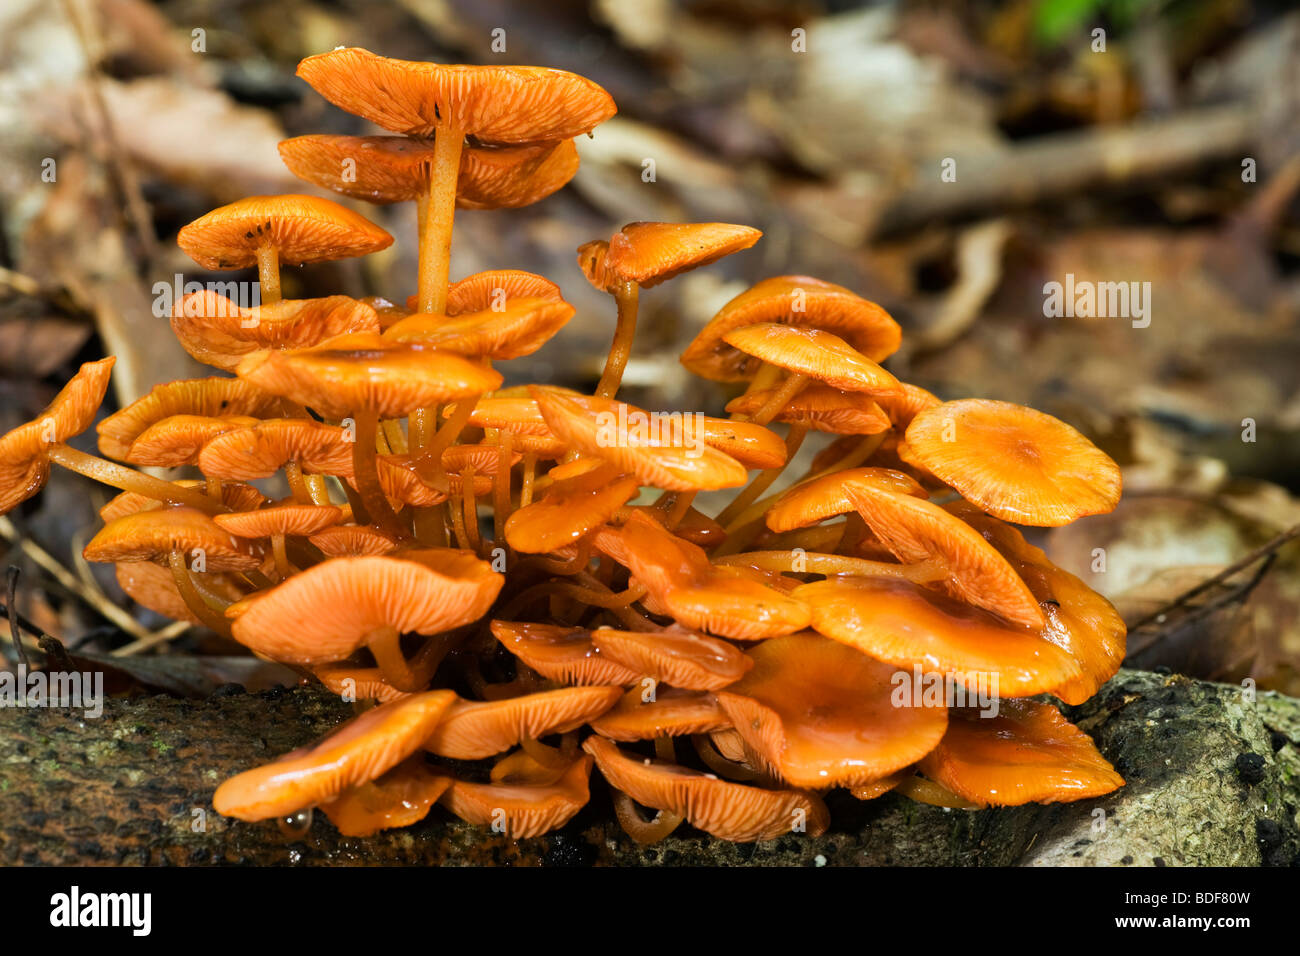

{"left": 1, "top": 0, "right": 1298, "bottom": 695}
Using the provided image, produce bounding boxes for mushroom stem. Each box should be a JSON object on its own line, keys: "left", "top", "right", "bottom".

{"left": 168, "top": 551, "right": 233, "bottom": 637}
{"left": 304, "top": 474, "right": 330, "bottom": 506}
{"left": 595, "top": 280, "right": 640, "bottom": 399}
{"left": 205, "top": 476, "right": 223, "bottom": 500}
{"left": 413, "top": 505, "right": 449, "bottom": 547}
{"left": 653, "top": 736, "right": 676, "bottom": 762}
{"left": 519, "top": 453, "right": 538, "bottom": 508}
{"left": 350, "top": 410, "right": 408, "bottom": 540}
{"left": 663, "top": 491, "right": 697, "bottom": 531}
{"left": 381, "top": 419, "right": 408, "bottom": 455}
{"left": 749, "top": 373, "right": 808, "bottom": 427}
{"left": 691, "top": 734, "right": 763, "bottom": 781}
{"left": 712, "top": 432, "right": 886, "bottom": 547}
{"left": 283, "top": 461, "right": 313, "bottom": 505}
{"left": 447, "top": 488, "right": 473, "bottom": 551}
{"left": 255, "top": 241, "right": 281, "bottom": 305}
{"left": 413, "top": 394, "right": 478, "bottom": 490}
{"left": 714, "top": 550, "right": 947, "bottom": 583}
{"left": 611, "top": 789, "right": 684, "bottom": 845}
{"left": 416, "top": 124, "right": 464, "bottom": 314}
{"left": 714, "top": 423, "right": 809, "bottom": 527}
{"left": 46, "top": 444, "right": 226, "bottom": 514}
{"left": 492, "top": 432, "right": 514, "bottom": 547}
{"left": 460, "top": 466, "right": 481, "bottom": 553}
{"left": 271, "top": 534, "right": 295, "bottom": 580}
{"left": 366, "top": 625, "right": 424, "bottom": 693}
{"left": 409, "top": 406, "right": 437, "bottom": 454}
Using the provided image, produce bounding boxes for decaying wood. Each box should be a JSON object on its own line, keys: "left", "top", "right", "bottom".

{"left": 0, "top": 669, "right": 1296, "bottom": 866}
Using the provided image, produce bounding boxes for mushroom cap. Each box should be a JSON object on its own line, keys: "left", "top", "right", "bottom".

{"left": 721, "top": 324, "right": 903, "bottom": 395}
{"left": 504, "top": 462, "right": 638, "bottom": 553}
{"left": 365, "top": 454, "right": 451, "bottom": 506}
{"left": 383, "top": 296, "right": 575, "bottom": 360}
{"left": 434, "top": 753, "right": 594, "bottom": 838}
{"left": 278, "top": 135, "right": 579, "bottom": 208}
{"left": 843, "top": 479, "right": 1045, "bottom": 628}
{"left": 795, "top": 576, "right": 1080, "bottom": 697}
{"left": 948, "top": 502, "right": 1125, "bottom": 705}
{"left": 213, "top": 690, "right": 456, "bottom": 821}
{"left": 589, "top": 686, "right": 731, "bottom": 740}
{"left": 125, "top": 414, "right": 260, "bottom": 468}
{"left": 213, "top": 502, "right": 343, "bottom": 538}
{"left": 318, "top": 758, "right": 450, "bottom": 836}
{"left": 0, "top": 357, "right": 114, "bottom": 514}
{"left": 100, "top": 480, "right": 266, "bottom": 522}
{"left": 197, "top": 418, "right": 353, "bottom": 479}
{"left": 227, "top": 551, "right": 503, "bottom": 664}
{"left": 177, "top": 194, "right": 392, "bottom": 270}
{"left": 172, "top": 293, "right": 380, "bottom": 371}
{"left": 83, "top": 507, "right": 263, "bottom": 571}
{"left": 681, "top": 275, "right": 902, "bottom": 382}
{"left": 589, "top": 626, "right": 753, "bottom": 691}
{"left": 726, "top": 385, "right": 891, "bottom": 435}
{"left": 442, "top": 269, "right": 566, "bottom": 315}
{"left": 115, "top": 560, "right": 242, "bottom": 625}
{"left": 716, "top": 633, "right": 948, "bottom": 788}
{"left": 875, "top": 381, "right": 941, "bottom": 428}
{"left": 297, "top": 48, "right": 617, "bottom": 141}
{"left": 236, "top": 334, "right": 502, "bottom": 419}
{"left": 531, "top": 389, "right": 748, "bottom": 492}
{"left": 766, "top": 467, "right": 927, "bottom": 533}
{"left": 576, "top": 239, "right": 619, "bottom": 293}
{"left": 423, "top": 685, "right": 624, "bottom": 759}
{"left": 901, "top": 399, "right": 1122, "bottom": 526}
{"left": 489, "top": 621, "right": 642, "bottom": 686}
{"left": 695, "top": 418, "right": 787, "bottom": 470}
{"left": 603, "top": 222, "right": 762, "bottom": 289}
{"left": 314, "top": 664, "right": 411, "bottom": 704}
{"left": 96, "top": 377, "right": 281, "bottom": 461}
{"left": 918, "top": 699, "right": 1124, "bottom": 806}
{"left": 617, "top": 510, "right": 811, "bottom": 640}
{"left": 583, "top": 735, "right": 829, "bottom": 842}
{"left": 308, "top": 524, "right": 400, "bottom": 557}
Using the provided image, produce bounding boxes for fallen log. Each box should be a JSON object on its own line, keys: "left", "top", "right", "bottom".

{"left": 0, "top": 669, "right": 1296, "bottom": 866}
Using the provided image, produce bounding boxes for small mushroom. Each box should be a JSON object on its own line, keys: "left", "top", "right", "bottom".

{"left": 901, "top": 398, "right": 1122, "bottom": 526}
{"left": 917, "top": 700, "right": 1124, "bottom": 806}
{"left": 583, "top": 735, "right": 829, "bottom": 843}
{"left": 715, "top": 632, "right": 948, "bottom": 788}
{"left": 489, "top": 620, "right": 643, "bottom": 686}
{"left": 213, "top": 690, "right": 456, "bottom": 822}
{"left": 577, "top": 222, "right": 761, "bottom": 397}
{"left": 177, "top": 195, "right": 392, "bottom": 304}
{"left": 424, "top": 685, "right": 623, "bottom": 759}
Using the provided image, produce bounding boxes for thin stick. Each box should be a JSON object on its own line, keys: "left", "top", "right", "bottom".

{"left": 1128, "top": 523, "right": 1300, "bottom": 630}
{"left": 0, "top": 515, "right": 156, "bottom": 643}
{"left": 6, "top": 567, "right": 29, "bottom": 670}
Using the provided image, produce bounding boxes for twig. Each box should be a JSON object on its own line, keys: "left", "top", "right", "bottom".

{"left": 60, "top": 0, "right": 158, "bottom": 264}
{"left": 110, "top": 621, "right": 193, "bottom": 658}
{"left": 5, "top": 567, "right": 29, "bottom": 670}
{"left": 1127, "top": 553, "right": 1278, "bottom": 658}
{"left": 0, "top": 515, "right": 157, "bottom": 644}
{"left": 1128, "top": 523, "right": 1300, "bottom": 631}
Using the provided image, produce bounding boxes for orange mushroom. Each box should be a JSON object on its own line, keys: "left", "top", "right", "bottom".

{"left": 177, "top": 195, "right": 392, "bottom": 305}
{"left": 489, "top": 620, "right": 642, "bottom": 686}
{"left": 583, "top": 735, "right": 829, "bottom": 843}
{"left": 433, "top": 752, "right": 594, "bottom": 838}
{"left": 716, "top": 633, "right": 948, "bottom": 788}
{"left": 917, "top": 700, "right": 1124, "bottom": 806}
{"left": 227, "top": 551, "right": 502, "bottom": 690}
{"left": 213, "top": 690, "right": 455, "bottom": 821}
{"left": 424, "top": 685, "right": 623, "bottom": 759}
{"left": 901, "top": 399, "right": 1122, "bottom": 526}
{"left": 578, "top": 222, "right": 761, "bottom": 397}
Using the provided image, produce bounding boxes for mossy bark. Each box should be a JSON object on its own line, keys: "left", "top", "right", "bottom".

{"left": 0, "top": 670, "right": 1296, "bottom": 866}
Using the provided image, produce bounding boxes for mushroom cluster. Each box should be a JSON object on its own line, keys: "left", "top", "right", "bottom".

{"left": 1, "top": 49, "right": 1129, "bottom": 844}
